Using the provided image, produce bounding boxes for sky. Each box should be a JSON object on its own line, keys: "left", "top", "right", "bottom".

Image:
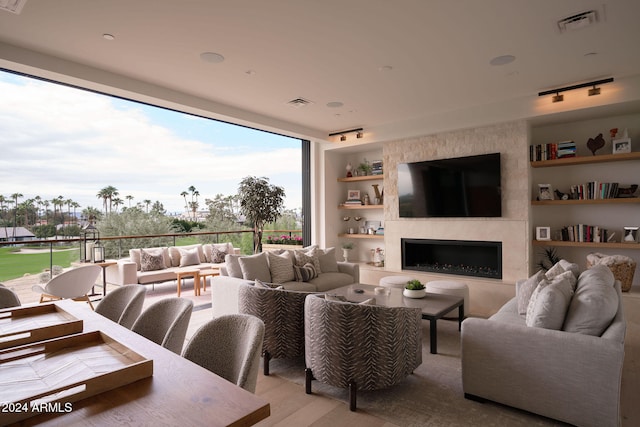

{"left": 0, "top": 70, "right": 302, "bottom": 215}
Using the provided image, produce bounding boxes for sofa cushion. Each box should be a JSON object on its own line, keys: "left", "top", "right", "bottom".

{"left": 267, "top": 251, "right": 295, "bottom": 283}
{"left": 525, "top": 270, "right": 575, "bottom": 330}
{"left": 205, "top": 242, "right": 234, "bottom": 262}
{"left": 130, "top": 247, "right": 170, "bottom": 271}
{"left": 238, "top": 252, "right": 271, "bottom": 282}
{"left": 516, "top": 270, "right": 543, "bottom": 315}
{"left": 224, "top": 254, "right": 243, "bottom": 278}
{"left": 210, "top": 246, "right": 228, "bottom": 263}
{"left": 309, "top": 272, "right": 356, "bottom": 292}
{"left": 169, "top": 244, "right": 205, "bottom": 267}
{"left": 140, "top": 249, "right": 166, "bottom": 272}
{"left": 293, "top": 247, "right": 322, "bottom": 274}
{"left": 562, "top": 265, "right": 618, "bottom": 336}
{"left": 179, "top": 248, "right": 201, "bottom": 267}
{"left": 318, "top": 247, "right": 339, "bottom": 273}
{"left": 294, "top": 262, "right": 317, "bottom": 282}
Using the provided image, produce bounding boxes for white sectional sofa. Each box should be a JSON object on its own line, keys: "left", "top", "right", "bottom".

{"left": 105, "top": 242, "right": 239, "bottom": 286}
{"left": 211, "top": 246, "right": 359, "bottom": 317}
{"left": 461, "top": 262, "right": 626, "bottom": 427}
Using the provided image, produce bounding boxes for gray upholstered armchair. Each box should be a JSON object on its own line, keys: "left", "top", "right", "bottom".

{"left": 238, "top": 283, "right": 310, "bottom": 375}
{"left": 304, "top": 294, "right": 423, "bottom": 411}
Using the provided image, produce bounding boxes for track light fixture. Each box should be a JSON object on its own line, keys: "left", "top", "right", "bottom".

{"left": 538, "top": 78, "right": 613, "bottom": 103}
{"left": 329, "top": 128, "right": 364, "bottom": 141}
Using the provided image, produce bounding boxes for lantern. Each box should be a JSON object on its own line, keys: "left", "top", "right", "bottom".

{"left": 80, "top": 223, "right": 99, "bottom": 262}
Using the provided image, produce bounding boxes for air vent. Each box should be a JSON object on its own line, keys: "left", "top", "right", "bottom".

{"left": 0, "top": 0, "right": 27, "bottom": 14}
{"left": 286, "top": 98, "right": 313, "bottom": 108}
{"left": 557, "top": 10, "right": 598, "bottom": 32}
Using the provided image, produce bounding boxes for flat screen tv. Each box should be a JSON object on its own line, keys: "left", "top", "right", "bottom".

{"left": 398, "top": 153, "right": 502, "bottom": 218}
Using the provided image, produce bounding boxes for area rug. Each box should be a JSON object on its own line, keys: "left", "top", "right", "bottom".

{"left": 267, "top": 319, "right": 568, "bottom": 427}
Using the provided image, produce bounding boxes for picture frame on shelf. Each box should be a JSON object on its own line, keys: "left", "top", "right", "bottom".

{"left": 536, "top": 226, "right": 551, "bottom": 241}
{"left": 623, "top": 226, "right": 639, "bottom": 243}
{"left": 538, "top": 184, "right": 554, "bottom": 200}
{"left": 612, "top": 138, "right": 631, "bottom": 154}
{"left": 347, "top": 190, "right": 360, "bottom": 200}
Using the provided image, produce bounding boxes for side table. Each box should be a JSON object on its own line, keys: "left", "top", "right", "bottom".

{"left": 175, "top": 269, "right": 201, "bottom": 297}
{"left": 199, "top": 268, "right": 220, "bottom": 294}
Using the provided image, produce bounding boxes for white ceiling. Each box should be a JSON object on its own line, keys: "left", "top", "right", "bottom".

{"left": 1, "top": 0, "right": 639, "bottom": 142}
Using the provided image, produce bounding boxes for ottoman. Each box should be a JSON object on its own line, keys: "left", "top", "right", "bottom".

{"left": 379, "top": 275, "right": 413, "bottom": 289}
{"left": 426, "top": 280, "right": 469, "bottom": 317}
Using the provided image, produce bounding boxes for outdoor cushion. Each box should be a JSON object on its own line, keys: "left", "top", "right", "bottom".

{"left": 130, "top": 247, "right": 170, "bottom": 271}
{"left": 179, "top": 248, "right": 201, "bottom": 267}
{"left": 317, "top": 247, "right": 339, "bottom": 273}
{"left": 267, "top": 251, "right": 295, "bottom": 283}
{"left": 238, "top": 252, "right": 271, "bottom": 283}
{"left": 140, "top": 249, "right": 166, "bottom": 272}
{"left": 225, "top": 254, "right": 244, "bottom": 278}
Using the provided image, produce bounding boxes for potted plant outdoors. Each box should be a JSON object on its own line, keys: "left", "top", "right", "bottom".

{"left": 403, "top": 279, "right": 426, "bottom": 299}
{"left": 238, "top": 176, "right": 285, "bottom": 253}
{"left": 341, "top": 242, "right": 354, "bottom": 262}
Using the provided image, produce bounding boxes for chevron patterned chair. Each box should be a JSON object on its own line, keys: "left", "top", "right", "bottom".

{"left": 238, "top": 283, "right": 311, "bottom": 375}
{"left": 304, "top": 293, "right": 423, "bottom": 411}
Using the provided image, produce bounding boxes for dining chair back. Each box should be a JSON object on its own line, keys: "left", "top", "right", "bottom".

{"left": 182, "top": 314, "right": 265, "bottom": 393}
{"left": 132, "top": 297, "right": 193, "bottom": 354}
{"left": 0, "top": 285, "right": 21, "bottom": 309}
{"left": 31, "top": 264, "right": 102, "bottom": 309}
{"left": 95, "top": 284, "right": 146, "bottom": 329}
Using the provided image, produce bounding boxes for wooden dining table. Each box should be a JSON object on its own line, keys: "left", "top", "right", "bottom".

{"left": 2, "top": 300, "right": 270, "bottom": 427}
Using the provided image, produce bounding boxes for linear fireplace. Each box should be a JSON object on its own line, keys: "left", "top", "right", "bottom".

{"left": 402, "top": 238, "right": 502, "bottom": 279}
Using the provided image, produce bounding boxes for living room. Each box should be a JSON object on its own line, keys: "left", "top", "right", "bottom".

{"left": 1, "top": 1, "right": 640, "bottom": 426}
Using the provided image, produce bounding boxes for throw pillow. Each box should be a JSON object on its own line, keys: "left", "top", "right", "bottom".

{"left": 294, "top": 247, "right": 322, "bottom": 274}
{"left": 140, "top": 249, "right": 165, "bottom": 272}
{"left": 224, "top": 254, "right": 243, "bottom": 278}
{"left": 179, "top": 248, "right": 200, "bottom": 267}
{"left": 293, "top": 262, "right": 317, "bottom": 282}
{"left": 562, "top": 265, "right": 618, "bottom": 336}
{"left": 318, "top": 247, "right": 339, "bottom": 273}
{"left": 210, "top": 246, "right": 227, "bottom": 264}
{"left": 267, "top": 251, "right": 295, "bottom": 283}
{"left": 238, "top": 252, "right": 271, "bottom": 282}
{"left": 255, "top": 278, "right": 284, "bottom": 290}
{"left": 169, "top": 244, "right": 204, "bottom": 266}
{"left": 525, "top": 270, "right": 575, "bottom": 330}
{"left": 516, "top": 270, "right": 544, "bottom": 315}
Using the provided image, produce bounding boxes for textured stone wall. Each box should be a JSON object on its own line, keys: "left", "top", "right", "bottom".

{"left": 382, "top": 120, "right": 530, "bottom": 283}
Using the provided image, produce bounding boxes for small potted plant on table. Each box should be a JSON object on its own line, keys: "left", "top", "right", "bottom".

{"left": 403, "top": 279, "right": 426, "bottom": 299}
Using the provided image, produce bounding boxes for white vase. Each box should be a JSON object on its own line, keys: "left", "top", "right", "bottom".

{"left": 403, "top": 288, "right": 426, "bottom": 299}
{"left": 342, "top": 248, "right": 351, "bottom": 262}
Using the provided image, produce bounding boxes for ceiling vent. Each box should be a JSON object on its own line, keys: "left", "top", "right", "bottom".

{"left": 0, "top": 0, "right": 27, "bottom": 14}
{"left": 557, "top": 10, "right": 598, "bottom": 32}
{"left": 286, "top": 98, "right": 313, "bottom": 109}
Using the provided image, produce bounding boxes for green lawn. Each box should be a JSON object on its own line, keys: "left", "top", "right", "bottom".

{"left": 0, "top": 247, "right": 81, "bottom": 282}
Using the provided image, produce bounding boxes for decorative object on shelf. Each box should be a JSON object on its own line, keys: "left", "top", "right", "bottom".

{"left": 341, "top": 242, "right": 354, "bottom": 262}
{"left": 587, "top": 252, "right": 636, "bottom": 292}
{"left": 554, "top": 189, "right": 569, "bottom": 200}
{"left": 586, "top": 133, "right": 606, "bottom": 155}
{"left": 612, "top": 128, "right": 631, "bottom": 154}
{"left": 346, "top": 162, "right": 353, "bottom": 177}
{"left": 364, "top": 220, "right": 381, "bottom": 235}
{"left": 363, "top": 193, "right": 370, "bottom": 205}
{"left": 353, "top": 216, "right": 363, "bottom": 233}
{"left": 372, "top": 184, "right": 384, "bottom": 205}
{"left": 537, "top": 184, "right": 554, "bottom": 200}
{"left": 342, "top": 216, "right": 351, "bottom": 234}
{"left": 536, "top": 227, "right": 551, "bottom": 241}
{"left": 372, "top": 247, "right": 385, "bottom": 267}
{"left": 623, "top": 227, "right": 639, "bottom": 243}
{"left": 346, "top": 189, "right": 360, "bottom": 201}
{"left": 371, "top": 159, "right": 383, "bottom": 175}
{"left": 358, "top": 159, "right": 372, "bottom": 176}
{"left": 617, "top": 184, "right": 638, "bottom": 198}
{"left": 403, "top": 279, "right": 426, "bottom": 299}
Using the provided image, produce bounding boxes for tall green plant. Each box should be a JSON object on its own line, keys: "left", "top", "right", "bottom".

{"left": 237, "top": 176, "right": 285, "bottom": 253}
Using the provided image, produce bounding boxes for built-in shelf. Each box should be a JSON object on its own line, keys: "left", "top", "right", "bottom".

{"left": 338, "top": 233, "right": 384, "bottom": 239}
{"left": 532, "top": 240, "right": 640, "bottom": 250}
{"left": 338, "top": 204, "right": 383, "bottom": 209}
{"left": 337, "top": 175, "right": 383, "bottom": 182}
{"left": 530, "top": 151, "right": 640, "bottom": 168}
{"left": 531, "top": 198, "right": 640, "bottom": 206}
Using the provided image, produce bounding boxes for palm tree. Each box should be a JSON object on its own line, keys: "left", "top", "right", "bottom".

{"left": 180, "top": 191, "right": 189, "bottom": 216}
{"left": 42, "top": 200, "right": 50, "bottom": 225}
{"left": 143, "top": 199, "right": 151, "bottom": 213}
{"left": 97, "top": 188, "right": 109, "bottom": 214}
{"left": 71, "top": 201, "right": 81, "bottom": 225}
{"left": 11, "top": 193, "right": 23, "bottom": 238}
{"left": 34, "top": 195, "right": 42, "bottom": 225}
{"left": 184, "top": 186, "right": 200, "bottom": 220}
{"left": 126, "top": 195, "right": 134, "bottom": 208}
{"left": 0, "top": 195, "right": 9, "bottom": 240}
{"left": 112, "top": 197, "right": 123, "bottom": 212}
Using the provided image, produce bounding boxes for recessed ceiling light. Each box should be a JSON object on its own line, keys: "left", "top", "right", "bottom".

{"left": 490, "top": 55, "right": 516, "bottom": 66}
{"left": 102, "top": 34, "right": 115, "bottom": 41}
{"left": 378, "top": 65, "right": 393, "bottom": 72}
{"left": 200, "top": 52, "right": 225, "bottom": 63}
{"left": 326, "top": 101, "right": 344, "bottom": 108}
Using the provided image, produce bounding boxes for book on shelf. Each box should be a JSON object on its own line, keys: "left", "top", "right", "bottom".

{"left": 569, "top": 182, "right": 619, "bottom": 200}
{"left": 560, "top": 224, "right": 610, "bottom": 243}
{"left": 530, "top": 140, "right": 576, "bottom": 161}
{"left": 370, "top": 160, "right": 383, "bottom": 175}
{"left": 343, "top": 199, "right": 363, "bottom": 205}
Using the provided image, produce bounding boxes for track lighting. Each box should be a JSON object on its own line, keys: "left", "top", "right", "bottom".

{"left": 329, "top": 128, "right": 364, "bottom": 141}
{"left": 538, "top": 78, "right": 613, "bottom": 103}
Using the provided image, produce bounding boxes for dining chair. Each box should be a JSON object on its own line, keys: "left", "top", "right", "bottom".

{"left": 182, "top": 314, "right": 265, "bottom": 393}
{"left": 94, "top": 284, "right": 147, "bottom": 329}
{"left": 131, "top": 297, "right": 193, "bottom": 354}
{"left": 31, "top": 264, "right": 102, "bottom": 310}
{"left": 0, "top": 285, "right": 21, "bottom": 309}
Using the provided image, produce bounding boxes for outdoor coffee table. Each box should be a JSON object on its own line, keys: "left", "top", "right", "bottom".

{"left": 199, "top": 268, "right": 220, "bottom": 294}
{"left": 329, "top": 283, "right": 464, "bottom": 354}
{"left": 175, "top": 268, "right": 201, "bottom": 297}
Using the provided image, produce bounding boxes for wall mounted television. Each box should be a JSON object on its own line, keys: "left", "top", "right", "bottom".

{"left": 398, "top": 153, "right": 502, "bottom": 218}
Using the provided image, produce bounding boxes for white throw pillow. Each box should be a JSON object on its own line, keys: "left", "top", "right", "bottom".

{"left": 179, "top": 248, "right": 201, "bottom": 267}
{"left": 224, "top": 254, "right": 243, "bottom": 278}
{"left": 517, "top": 270, "right": 544, "bottom": 315}
{"left": 562, "top": 265, "right": 618, "bottom": 336}
{"left": 267, "top": 251, "right": 295, "bottom": 283}
{"left": 238, "top": 252, "right": 271, "bottom": 282}
{"left": 526, "top": 270, "right": 576, "bottom": 329}
{"left": 318, "top": 247, "right": 339, "bottom": 273}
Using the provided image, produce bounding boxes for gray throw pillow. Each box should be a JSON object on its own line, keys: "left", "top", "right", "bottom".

{"left": 293, "top": 262, "right": 317, "bottom": 282}
{"left": 318, "top": 247, "right": 339, "bottom": 273}
{"left": 517, "top": 270, "right": 544, "bottom": 315}
{"left": 525, "top": 270, "right": 575, "bottom": 330}
{"left": 238, "top": 252, "right": 271, "bottom": 282}
{"left": 267, "top": 251, "right": 295, "bottom": 283}
{"left": 224, "top": 254, "right": 243, "bottom": 278}
{"left": 140, "top": 249, "right": 165, "bottom": 272}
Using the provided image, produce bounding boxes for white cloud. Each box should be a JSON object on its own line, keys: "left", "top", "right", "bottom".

{"left": 0, "top": 77, "right": 302, "bottom": 213}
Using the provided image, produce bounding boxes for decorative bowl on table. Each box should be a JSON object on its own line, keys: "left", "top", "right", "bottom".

{"left": 403, "top": 288, "right": 426, "bottom": 299}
